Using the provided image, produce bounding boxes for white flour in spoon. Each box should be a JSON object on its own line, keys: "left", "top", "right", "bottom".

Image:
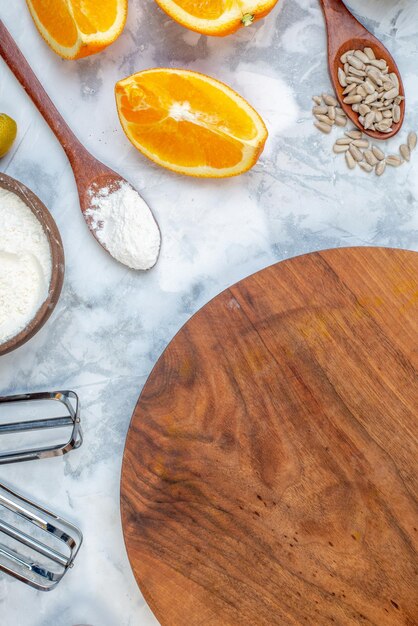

{"left": 85, "top": 182, "right": 161, "bottom": 270}
{"left": 0, "top": 188, "right": 52, "bottom": 344}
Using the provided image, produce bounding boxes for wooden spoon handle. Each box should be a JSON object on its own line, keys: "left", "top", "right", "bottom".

{"left": 0, "top": 20, "right": 87, "bottom": 164}
{"left": 318, "top": 0, "right": 350, "bottom": 11}
{"left": 318, "top": 0, "right": 367, "bottom": 55}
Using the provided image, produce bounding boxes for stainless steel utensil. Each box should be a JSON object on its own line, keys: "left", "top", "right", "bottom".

{"left": 0, "top": 390, "right": 82, "bottom": 464}
{"left": 0, "top": 481, "right": 82, "bottom": 591}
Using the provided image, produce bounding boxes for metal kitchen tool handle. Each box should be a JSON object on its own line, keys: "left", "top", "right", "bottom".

{"left": 0, "top": 481, "right": 82, "bottom": 591}
{"left": 0, "top": 390, "right": 82, "bottom": 464}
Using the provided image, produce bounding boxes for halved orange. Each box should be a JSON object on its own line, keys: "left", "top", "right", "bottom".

{"left": 26, "top": 0, "right": 128, "bottom": 59}
{"left": 115, "top": 69, "right": 268, "bottom": 178}
{"left": 154, "top": 0, "right": 279, "bottom": 36}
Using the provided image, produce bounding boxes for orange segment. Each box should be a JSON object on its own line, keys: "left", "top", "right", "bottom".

{"left": 71, "top": 0, "right": 118, "bottom": 34}
{"left": 26, "top": 0, "right": 127, "bottom": 59}
{"left": 115, "top": 69, "right": 268, "bottom": 178}
{"left": 172, "top": 0, "right": 227, "bottom": 19}
{"left": 153, "top": 0, "right": 279, "bottom": 36}
{"left": 28, "top": 0, "right": 78, "bottom": 48}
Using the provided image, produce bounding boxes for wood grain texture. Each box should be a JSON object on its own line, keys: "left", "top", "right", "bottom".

{"left": 318, "top": 0, "right": 405, "bottom": 140}
{"left": 121, "top": 247, "right": 418, "bottom": 626}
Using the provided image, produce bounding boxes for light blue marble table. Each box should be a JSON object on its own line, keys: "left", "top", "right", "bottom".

{"left": 0, "top": 0, "right": 417, "bottom": 624}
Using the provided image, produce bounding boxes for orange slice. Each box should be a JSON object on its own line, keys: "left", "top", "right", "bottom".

{"left": 153, "top": 0, "right": 279, "bottom": 36}
{"left": 26, "top": 0, "right": 128, "bottom": 59}
{"left": 115, "top": 69, "right": 268, "bottom": 178}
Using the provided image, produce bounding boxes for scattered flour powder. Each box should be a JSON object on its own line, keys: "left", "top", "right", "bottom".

{"left": 85, "top": 182, "right": 161, "bottom": 270}
{"left": 0, "top": 188, "right": 52, "bottom": 344}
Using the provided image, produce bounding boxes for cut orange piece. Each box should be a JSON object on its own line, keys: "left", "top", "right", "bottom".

{"left": 26, "top": 0, "right": 128, "bottom": 59}
{"left": 154, "top": 0, "right": 279, "bottom": 36}
{"left": 115, "top": 69, "right": 268, "bottom": 178}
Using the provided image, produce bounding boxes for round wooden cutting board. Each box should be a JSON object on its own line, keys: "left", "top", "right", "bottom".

{"left": 121, "top": 247, "right": 418, "bottom": 626}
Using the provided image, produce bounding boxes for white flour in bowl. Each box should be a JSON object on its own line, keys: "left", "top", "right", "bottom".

{"left": 85, "top": 181, "right": 161, "bottom": 270}
{"left": 0, "top": 188, "right": 52, "bottom": 344}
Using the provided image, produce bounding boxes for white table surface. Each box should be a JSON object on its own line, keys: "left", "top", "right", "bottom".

{"left": 0, "top": 0, "right": 417, "bottom": 624}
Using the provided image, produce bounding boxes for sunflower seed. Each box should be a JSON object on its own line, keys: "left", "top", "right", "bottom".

{"left": 334, "top": 116, "right": 348, "bottom": 127}
{"left": 382, "top": 110, "right": 393, "bottom": 119}
{"left": 338, "top": 68, "right": 347, "bottom": 87}
{"left": 358, "top": 115, "right": 365, "bottom": 126}
{"left": 399, "top": 144, "right": 410, "bottom": 161}
{"left": 336, "top": 137, "right": 353, "bottom": 145}
{"left": 375, "top": 121, "right": 391, "bottom": 132}
{"left": 358, "top": 104, "right": 370, "bottom": 116}
{"left": 322, "top": 93, "right": 338, "bottom": 107}
{"left": 367, "top": 69, "right": 383, "bottom": 86}
{"left": 384, "top": 87, "right": 399, "bottom": 101}
{"left": 313, "top": 106, "right": 328, "bottom": 115}
{"left": 408, "top": 132, "right": 417, "bottom": 150}
{"left": 346, "top": 76, "right": 364, "bottom": 85}
{"left": 352, "top": 139, "right": 369, "bottom": 148}
{"left": 368, "top": 59, "right": 387, "bottom": 70}
{"left": 364, "top": 47, "right": 376, "bottom": 60}
{"left": 365, "top": 92, "right": 379, "bottom": 104}
{"left": 345, "top": 150, "right": 356, "bottom": 169}
{"left": 389, "top": 73, "right": 399, "bottom": 89}
{"left": 349, "top": 144, "right": 364, "bottom": 161}
{"left": 393, "top": 105, "right": 401, "bottom": 123}
{"left": 340, "top": 50, "right": 354, "bottom": 64}
{"left": 335, "top": 107, "right": 345, "bottom": 116}
{"left": 328, "top": 106, "right": 336, "bottom": 120}
{"left": 333, "top": 143, "right": 350, "bottom": 153}
{"left": 352, "top": 104, "right": 360, "bottom": 112}
{"left": 386, "top": 155, "right": 403, "bottom": 167}
{"left": 395, "top": 95, "right": 405, "bottom": 105}
{"left": 375, "top": 160, "right": 386, "bottom": 176}
{"left": 348, "top": 67, "right": 367, "bottom": 78}
{"left": 343, "top": 84, "right": 357, "bottom": 95}
{"left": 375, "top": 111, "right": 383, "bottom": 123}
{"left": 312, "top": 96, "right": 322, "bottom": 105}
{"left": 364, "top": 79, "right": 376, "bottom": 95}
{"left": 316, "top": 115, "right": 334, "bottom": 126}
{"left": 346, "top": 130, "right": 363, "bottom": 139}
{"left": 314, "top": 121, "right": 332, "bottom": 134}
{"left": 356, "top": 86, "right": 367, "bottom": 98}
{"left": 344, "top": 95, "right": 362, "bottom": 104}
{"left": 347, "top": 55, "right": 365, "bottom": 70}
{"left": 372, "top": 145, "right": 385, "bottom": 161}
{"left": 354, "top": 50, "right": 370, "bottom": 64}
{"left": 364, "top": 150, "right": 378, "bottom": 166}
{"left": 364, "top": 112, "right": 376, "bottom": 129}
{"left": 359, "top": 161, "right": 373, "bottom": 172}
{"left": 383, "top": 81, "right": 395, "bottom": 91}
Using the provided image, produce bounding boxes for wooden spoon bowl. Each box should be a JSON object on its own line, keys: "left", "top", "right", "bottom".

{"left": 319, "top": 0, "right": 405, "bottom": 140}
{"left": 0, "top": 173, "right": 64, "bottom": 357}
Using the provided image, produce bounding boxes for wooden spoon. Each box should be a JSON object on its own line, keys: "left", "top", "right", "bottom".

{"left": 0, "top": 20, "right": 161, "bottom": 270}
{"left": 319, "top": 0, "right": 405, "bottom": 140}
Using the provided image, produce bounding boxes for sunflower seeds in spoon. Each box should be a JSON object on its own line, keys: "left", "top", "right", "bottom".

{"left": 338, "top": 48, "right": 403, "bottom": 136}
